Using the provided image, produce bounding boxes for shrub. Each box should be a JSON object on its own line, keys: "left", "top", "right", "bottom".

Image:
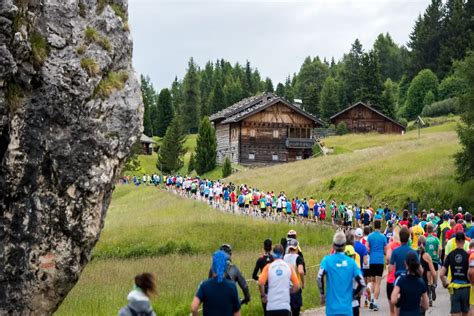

{"left": 335, "top": 122, "right": 349, "bottom": 135}
{"left": 398, "top": 118, "right": 408, "bottom": 128}
{"left": 80, "top": 58, "right": 100, "bottom": 76}
{"left": 94, "top": 71, "right": 129, "bottom": 99}
{"left": 6, "top": 83, "right": 25, "bottom": 112}
{"left": 421, "top": 97, "right": 460, "bottom": 117}
{"left": 30, "top": 31, "right": 48, "bottom": 67}
{"left": 222, "top": 157, "right": 232, "bottom": 178}
{"left": 439, "top": 75, "right": 467, "bottom": 100}
{"left": 405, "top": 69, "right": 439, "bottom": 119}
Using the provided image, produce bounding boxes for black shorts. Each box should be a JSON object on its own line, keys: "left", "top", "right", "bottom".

{"left": 277, "top": 208, "right": 282, "bottom": 213}
{"left": 386, "top": 282, "right": 394, "bottom": 300}
{"left": 267, "top": 310, "right": 291, "bottom": 316}
{"left": 363, "top": 268, "right": 371, "bottom": 278}
{"left": 451, "top": 287, "right": 470, "bottom": 314}
{"left": 239, "top": 203, "right": 244, "bottom": 208}
{"left": 370, "top": 264, "right": 384, "bottom": 277}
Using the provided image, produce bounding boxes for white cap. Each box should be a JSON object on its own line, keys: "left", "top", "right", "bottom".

{"left": 355, "top": 228, "right": 363, "bottom": 238}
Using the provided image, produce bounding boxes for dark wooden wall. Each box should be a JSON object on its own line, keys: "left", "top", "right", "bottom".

{"left": 331, "top": 104, "right": 404, "bottom": 134}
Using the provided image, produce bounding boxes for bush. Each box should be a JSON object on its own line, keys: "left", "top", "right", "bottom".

{"left": 439, "top": 75, "right": 467, "bottom": 100}
{"left": 398, "top": 118, "right": 408, "bottom": 128}
{"left": 222, "top": 157, "right": 232, "bottom": 178}
{"left": 335, "top": 122, "right": 349, "bottom": 135}
{"left": 80, "top": 58, "right": 100, "bottom": 76}
{"left": 421, "top": 97, "right": 460, "bottom": 117}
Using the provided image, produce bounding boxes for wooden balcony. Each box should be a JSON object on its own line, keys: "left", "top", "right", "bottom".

{"left": 285, "top": 138, "right": 315, "bottom": 149}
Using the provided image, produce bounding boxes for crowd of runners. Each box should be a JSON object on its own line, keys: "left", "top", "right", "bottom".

{"left": 118, "top": 174, "right": 474, "bottom": 316}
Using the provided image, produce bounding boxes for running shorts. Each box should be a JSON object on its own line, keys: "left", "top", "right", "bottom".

{"left": 370, "top": 264, "right": 384, "bottom": 277}
{"left": 386, "top": 282, "right": 394, "bottom": 300}
{"left": 451, "top": 287, "right": 470, "bottom": 314}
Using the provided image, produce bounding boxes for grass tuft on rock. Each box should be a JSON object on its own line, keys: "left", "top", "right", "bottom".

{"left": 78, "top": 1, "right": 87, "bottom": 18}
{"left": 80, "top": 58, "right": 100, "bottom": 77}
{"left": 84, "top": 27, "right": 112, "bottom": 52}
{"left": 76, "top": 44, "right": 86, "bottom": 55}
{"left": 6, "top": 83, "right": 25, "bottom": 112}
{"left": 111, "top": 4, "right": 127, "bottom": 21}
{"left": 94, "top": 71, "right": 129, "bottom": 99}
{"left": 30, "top": 31, "right": 48, "bottom": 67}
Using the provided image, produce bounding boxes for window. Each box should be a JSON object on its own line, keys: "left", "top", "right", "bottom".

{"left": 273, "top": 130, "right": 279, "bottom": 138}
{"left": 250, "top": 129, "right": 256, "bottom": 138}
{"left": 296, "top": 155, "right": 302, "bottom": 160}
{"left": 272, "top": 153, "right": 278, "bottom": 161}
{"left": 249, "top": 152, "right": 255, "bottom": 160}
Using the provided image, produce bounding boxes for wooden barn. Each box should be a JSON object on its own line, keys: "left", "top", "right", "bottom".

{"left": 330, "top": 101, "right": 406, "bottom": 134}
{"left": 209, "top": 93, "right": 324, "bottom": 165}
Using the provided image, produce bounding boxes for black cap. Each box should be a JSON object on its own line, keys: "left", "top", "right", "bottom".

{"left": 456, "top": 232, "right": 466, "bottom": 242}
{"left": 264, "top": 239, "right": 272, "bottom": 251}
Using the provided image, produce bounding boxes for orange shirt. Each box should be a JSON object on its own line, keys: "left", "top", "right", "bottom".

{"left": 309, "top": 199, "right": 315, "bottom": 209}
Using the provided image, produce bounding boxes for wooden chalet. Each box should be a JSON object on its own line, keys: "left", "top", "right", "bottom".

{"left": 330, "top": 101, "right": 406, "bottom": 134}
{"left": 140, "top": 134, "right": 156, "bottom": 155}
{"left": 209, "top": 93, "right": 324, "bottom": 165}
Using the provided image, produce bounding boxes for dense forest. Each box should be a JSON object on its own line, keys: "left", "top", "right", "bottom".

{"left": 141, "top": 0, "right": 473, "bottom": 136}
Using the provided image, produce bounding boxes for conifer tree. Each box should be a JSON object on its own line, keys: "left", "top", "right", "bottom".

{"left": 320, "top": 76, "right": 342, "bottom": 119}
{"left": 194, "top": 117, "right": 217, "bottom": 175}
{"left": 222, "top": 157, "right": 232, "bottom": 178}
{"left": 182, "top": 57, "right": 201, "bottom": 133}
{"left": 140, "top": 75, "right": 155, "bottom": 136}
{"left": 243, "top": 60, "right": 254, "bottom": 97}
{"left": 373, "top": 33, "right": 404, "bottom": 81}
{"left": 157, "top": 116, "right": 187, "bottom": 173}
{"left": 397, "top": 75, "right": 411, "bottom": 108}
{"left": 357, "top": 51, "right": 384, "bottom": 109}
{"left": 188, "top": 152, "right": 195, "bottom": 173}
{"left": 341, "top": 39, "right": 364, "bottom": 104}
{"left": 171, "top": 76, "right": 183, "bottom": 114}
{"left": 209, "top": 69, "right": 226, "bottom": 113}
{"left": 156, "top": 88, "right": 174, "bottom": 137}
{"left": 381, "top": 79, "right": 398, "bottom": 118}
{"left": 454, "top": 52, "right": 474, "bottom": 182}
{"left": 265, "top": 77, "right": 274, "bottom": 92}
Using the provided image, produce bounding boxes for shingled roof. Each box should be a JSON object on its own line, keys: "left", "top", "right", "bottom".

{"left": 209, "top": 93, "right": 324, "bottom": 125}
{"left": 329, "top": 101, "right": 406, "bottom": 129}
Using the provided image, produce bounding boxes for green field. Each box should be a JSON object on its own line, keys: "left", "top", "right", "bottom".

{"left": 228, "top": 120, "right": 474, "bottom": 210}
{"left": 57, "top": 186, "right": 333, "bottom": 315}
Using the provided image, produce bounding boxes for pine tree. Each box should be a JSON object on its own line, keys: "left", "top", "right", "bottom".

{"left": 397, "top": 75, "right": 411, "bottom": 108}
{"left": 320, "top": 76, "right": 342, "bottom": 119}
{"left": 182, "top": 57, "right": 201, "bottom": 133}
{"left": 381, "top": 79, "right": 398, "bottom": 118}
{"left": 407, "top": 0, "right": 444, "bottom": 77}
{"left": 275, "top": 83, "right": 285, "bottom": 97}
{"left": 140, "top": 75, "right": 155, "bottom": 136}
{"left": 171, "top": 76, "right": 183, "bottom": 114}
{"left": 295, "top": 56, "right": 329, "bottom": 115}
{"left": 454, "top": 52, "right": 474, "bottom": 182}
{"left": 404, "top": 69, "right": 439, "bottom": 119}
{"left": 156, "top": 88, "right": 174, "bottom": 137}
{"left": 243, "top": 60, "right": 254, "bottom": 97}
{"left": 283, "top": 75, "right": 295, "bottom": 101}
{"left": 341, "top": 39, "right": 364, "bottom": 104}
{"left": 373, "top": 33, "right": 404, "bottom": 82}
{"left": 209, "top": 69, "right": 226, "bottom": 114}
{"left": 357, "top": 51, "right": 384, "bottom": 109}
{"left": 224, "top": 76, "right": 244, "bottom": 106}
{"left": 265, "top": 77, "right": 274, "bottom": 92}
{"left": 222, "top": 157, "right": 232, "bottom": 178}
{"left": 188, "top": 152, "right": 195, "bottom": 173}
{"left": 194, "top": 117, "right": 217, "bottom": 175}
{"left": 157, "top": 116, "right": 187, "bottom": 173}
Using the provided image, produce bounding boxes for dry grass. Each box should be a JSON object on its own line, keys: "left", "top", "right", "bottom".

{"left": 84, "top": 27, "right": 112, "bottom": 52}
{"left": 80, "top": 58, "right": 100, "bottom": 76}
{"left": 94, "top": 71, "right": 129, "bottom": 99}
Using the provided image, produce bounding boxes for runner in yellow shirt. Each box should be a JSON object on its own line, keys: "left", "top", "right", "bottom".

{"left": 411, "top": 224, "right": 425, "bottom": 250}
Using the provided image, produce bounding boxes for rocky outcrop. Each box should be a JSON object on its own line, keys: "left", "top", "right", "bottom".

{"left": 0, "top": 0, "right": 143, "bottom": 314}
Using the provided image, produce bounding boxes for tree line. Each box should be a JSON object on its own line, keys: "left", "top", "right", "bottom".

{"left": 139, "top": 0, "right": 473, "bottom": 182}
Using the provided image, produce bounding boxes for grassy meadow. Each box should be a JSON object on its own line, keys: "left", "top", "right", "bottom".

{"left": 56, "top": 186, "right": 333, "bottom": 315}
{"left": 228, "top": 120, "right": 474, "bottom": 210}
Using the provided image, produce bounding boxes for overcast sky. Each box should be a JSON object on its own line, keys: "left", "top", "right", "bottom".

{"left": 129, "top": 0, "right": 430, "bottom": 90}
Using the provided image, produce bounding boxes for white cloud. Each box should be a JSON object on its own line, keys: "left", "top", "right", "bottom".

{"left": 129, "top": 0, "right": 430, "bottom": 89}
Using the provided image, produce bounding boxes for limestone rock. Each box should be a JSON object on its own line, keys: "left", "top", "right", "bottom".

{"left": 0, "top": 0, "right": 143, "bottom": 314}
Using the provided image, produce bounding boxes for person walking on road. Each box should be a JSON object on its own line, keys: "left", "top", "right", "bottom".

{"left": 192, "top": 250, "right": 241, "bottom": 316}
{"left": 317, "top": 231, "right": 365, "bottom": 316}
{"left": 440, "top": 231, "right": 471, "bottom": 316}
{"left": 366, "top": 220, "right": 387, "bottom": 311}
{"left": 252, "top": 239, "right": 274, "bottom": 315}
{"left": 390, "top": 251, "right": 429, "bottom": 316}
{"left": 386, "top": 226, "right": 401, "bottom": 316}
{"left": 258, "top": 244, "right": 300, "bottom": 316}
{"left": 417, "top": 235, "right": 437, "bottom": 307}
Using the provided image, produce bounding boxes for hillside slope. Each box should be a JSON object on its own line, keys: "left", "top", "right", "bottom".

{"left": 228, "top": 124, "right": 473, "bottom": 210}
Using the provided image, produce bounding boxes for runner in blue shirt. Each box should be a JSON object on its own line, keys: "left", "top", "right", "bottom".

{"left": 389, "top": 227, "right": 416, "bottom": 278}
{"left": 366, "top": 220, "right": 387, "bottom": 311}
{"left": 317, "top": 232, "right": 365, "bottom": 316}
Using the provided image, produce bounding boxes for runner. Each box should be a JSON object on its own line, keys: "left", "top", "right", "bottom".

{"left": 425, "top": 222, "right": 441, "bottom": 302}
{"left": 252, "top": 239, "right": 274, "bottom": 315}
{"left": 385, "top": 226, "right": 401, "bottom": 316}
{"left": 283, "top": 239, "right": 305, "bottom": 316}
{"left": 389, "top": 227, "right": 416, "bottom": 278}
{"left": 258, "top": 245, "right": 300, "bottom": 316}
{"left": 192, "top": 250, "right": 241, "bottom": 316}
{"left": 440, "top": 231, "right": 470, "bottom": 316}
{"left": 118, "top": 273, "right": 157, "bottom": 316}
{"left": 411, "top": 222, "right": 425, "bottom": 250}
{"left": 417, "top": 235, "right": 437, "bottom": 307}
{"left": 390, "top": 251, "right": 429, "bottom": 315}
{"left": 317, "top": 231, "right": 365, "bottom": 316}
{"left": 366, "top": 220, "right": 387, "bottom": 311}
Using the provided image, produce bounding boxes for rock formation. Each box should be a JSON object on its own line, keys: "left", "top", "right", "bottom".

{"left": 0, "top": 0, "right": 143, "bottom": 314}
